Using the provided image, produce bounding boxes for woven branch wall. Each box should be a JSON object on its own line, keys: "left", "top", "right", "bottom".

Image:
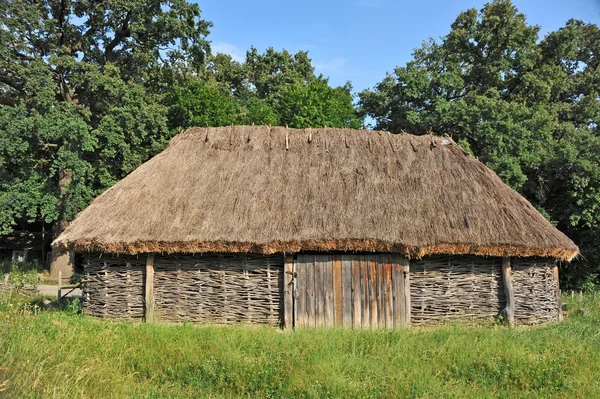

{"left": 82, "top": 255, "right": 145, "bottom": 320}
{"left": 411, "top": 255, "right": 559, "bottom": 325}
{"left": 82, "top": 253, "right": 283, "bottom": 324}
{"left": 153, "top": 254, "right": 283, "bottom": 325}
{"left": 512, "top": 258, "right": 558, "bottom": 324}
{"left": 410, "top": 256, "right": 505, "bottom": 325}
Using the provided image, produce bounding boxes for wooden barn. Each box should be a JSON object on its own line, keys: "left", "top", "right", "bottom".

{"left": 53, "top": 126, "right": 578, "bottom": 327}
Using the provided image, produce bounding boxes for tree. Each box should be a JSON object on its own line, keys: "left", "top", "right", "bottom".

{"left": 0, "top": 0, "right": 211, "bottom": 275}
{"left": 360, "top": 0, "right": 547, "bottom": 188}
{"left": 181, "top": 47, "right": 361, "bottom": 129}
{"left": 359, "top": 0, "right": 600, "bottom": 289}
{"left": 277, "top": 79, "right": 361, "bottom": 129}
{"left": 168, "top": 81, "right": 240, "bottom": 128}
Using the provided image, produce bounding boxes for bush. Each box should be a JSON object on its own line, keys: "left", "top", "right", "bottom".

{"left": 1, "top": 261, "right": 42, "bottom": 291}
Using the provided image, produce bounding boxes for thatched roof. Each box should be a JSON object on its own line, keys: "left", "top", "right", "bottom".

{"left": 53, "top": 126, "right": 578, "bottom": 261}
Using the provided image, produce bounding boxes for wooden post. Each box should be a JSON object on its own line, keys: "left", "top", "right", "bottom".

{"left": 145, "top": 253, "right": 155, "bottom": 323}
{"left": 283, "top": 255, "right": 294, "bottom": 330}
{"left": 501, "top": 257, "right": 515, "bottom": 327}
{"left": 553, "top": 265, "right": 562, "bottom": 321}
{"left": 402, "top": 257, "right": 411, "bottom": 326}
{"left": 58, "top": 270, "right": 62, "bottom": 299}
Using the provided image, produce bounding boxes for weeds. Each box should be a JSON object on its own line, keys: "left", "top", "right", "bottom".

{"left": 1, "top": 261, "right": 41, "bottom": 292}
{"left": 0, "top": 292, "right": 598, "bottom": 398}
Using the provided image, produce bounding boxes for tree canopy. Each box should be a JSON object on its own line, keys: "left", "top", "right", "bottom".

{"left": 0, "top": 0, "right": 211, "bottom": 237}
{"left": 359, "top": 0, "right": 600, "bottom": 288}
{"left": 168, "top": 46, "right": 360, "bottom": 129}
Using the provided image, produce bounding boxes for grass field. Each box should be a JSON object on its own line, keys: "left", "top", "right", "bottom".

{"left": 1, "top": 294, "right": 599, "bottom": 398}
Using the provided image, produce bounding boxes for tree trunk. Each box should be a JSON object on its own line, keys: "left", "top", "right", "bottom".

{"left": 49, "top": 168, "right": 74, "bottom": 279}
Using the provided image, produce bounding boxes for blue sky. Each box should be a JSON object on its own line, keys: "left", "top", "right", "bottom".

{"left": 199, "top": 0, "right": 600, "bottom": 93}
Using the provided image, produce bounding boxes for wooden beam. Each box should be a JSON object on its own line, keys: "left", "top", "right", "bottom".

{"left": 501, "top": 257, "right": 515, "bottom": 327}
{"left": 145, "top": 253, "right": 155, "bottom": 323}
{"left": 553, "top": 264, "right": 562, "bottom": 321}
{"left": 401, "top": 257, "right": 411, "bottom": 326}
{"left": 283, "top": 255, "right": 294, "bottom": 330}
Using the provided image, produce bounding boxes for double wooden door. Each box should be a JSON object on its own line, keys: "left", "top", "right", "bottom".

{"left": 289, "top": 254, "right": 410, "bottom": 329}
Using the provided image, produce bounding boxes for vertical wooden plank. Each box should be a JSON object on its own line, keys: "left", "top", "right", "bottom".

{"left": 360, "top": 256, "right": 370, "bottom": 329}
{"left": 553, "top": 264, "right": 562, "bottom": 321}
{"left": 315, "top": 255, "right": 325, "bottom": 327}
{"left": 351, "top": 255, "right": 362, "bottom": 328}
{"left": 369, "top": 258, "right": 377, "bottom": 328}
{"left": 342, "top": 257, "right": 353, "bottom": 328}
{"left": 502, "top": 257, "right": 515, "bottom": 327}
{"left": 391, "top": 255, "right": 405, "bottom": 327}
{"left": 324, "top": 256, "right": 335, "bottom": 327}
{"left": 384, "top": 255, "right": 393, "bottom": 329}
{"left": 295, "top": 258, "right": 306, "bottom": 328}
{"left": 145, "top": 253, "right": 155, "bottom": 323}
{"left": 333, "top": 255, "right": 343, "bottom": 326}
{"left": 283, "top": 255, "right": 294, "bottom": 330}
{"left": 402, "top": 256, "right": 411, "bottom": 326}
{"left": 306, "top": 255, "right": 316, "bottom": 327}
{"left": 377, "top": 256, "right": 385, "bottom": 328}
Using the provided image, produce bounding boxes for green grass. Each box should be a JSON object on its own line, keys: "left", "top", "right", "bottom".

{"left": 1, "top": 294, "right": 600, "bottom": 398}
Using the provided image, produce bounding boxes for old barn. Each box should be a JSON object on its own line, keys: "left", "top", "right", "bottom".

{"left": 53, "top": 126, "right": 578, "bottom": 327}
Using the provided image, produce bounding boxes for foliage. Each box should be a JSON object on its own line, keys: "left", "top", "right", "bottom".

{"left": 175, "top": 46, "right": 362, "bottom": 129}
{"left": 359, "top": 0, "right": 600, "bottom": 288}
{"left": 0, "top": 0, "right": 212, "bottom": 235}
{"left": 277, "top": 79, "right": 361, "bottom": 129}
{"left": 1, "top": 293, "right": 600, "bottom": 397}
{"left": 168, "top": 81, "right": 240, "bottom": 128}
{"left": 0, "top": 261, "right": 41, "bottom": 291}
{"left": 61, "top": 297, "right": 82, "bottom": 316}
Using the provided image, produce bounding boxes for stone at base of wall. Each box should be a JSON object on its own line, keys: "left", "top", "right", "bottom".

{"left": 49, "top": 250, "right": 74, "bottom": 280}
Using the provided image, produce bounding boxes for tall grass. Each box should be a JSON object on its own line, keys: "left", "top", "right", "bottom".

{"left": 1, "top": 294, "right": 599, "bottom": 398}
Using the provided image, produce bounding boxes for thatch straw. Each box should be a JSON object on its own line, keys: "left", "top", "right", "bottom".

{"left": 53, "top": 126, "right": 578, "bottom": 261}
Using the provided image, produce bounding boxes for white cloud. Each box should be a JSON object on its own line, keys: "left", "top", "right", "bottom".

{"left": 313, "top": 58, "right": 346, "bottom": 73}
{"left": 211, "top": 42, "right": 245, "bottom": 63}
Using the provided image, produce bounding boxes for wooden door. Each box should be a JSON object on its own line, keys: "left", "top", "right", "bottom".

{"left": 292, "top": 254, "right": 409, "bottom": 329}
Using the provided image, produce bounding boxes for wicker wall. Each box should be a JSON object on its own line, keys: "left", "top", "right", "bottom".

{"left": 82, "top": 253, "right": 283, "bottom": 325}
{"left": 153, "top": 254, "right": 282, "bottom": 325}
{"left": 512, "top": 258, "right": 559, "bottom": 324}
{"left": 411, "top": 256, "right": 505, "bottom": 325}
{"left": 82, "top": 255, "right": 145, "bottom": 320}
{"left": 411, "top": 255, "right": 558, "bottom": 325}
